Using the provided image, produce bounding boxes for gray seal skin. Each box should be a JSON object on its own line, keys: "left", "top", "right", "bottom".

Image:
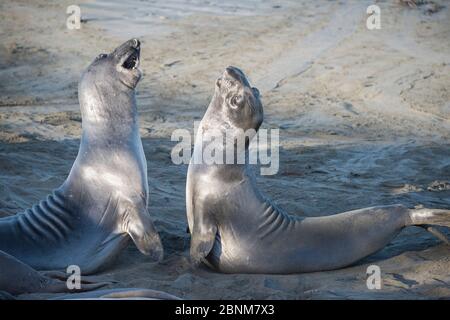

{"left": 0, "top": 251, "right": 110, "bottom": 295}
{"left": 0, "top": 39, "right": 163, "bottom": 277}
{"left": 186, "top": 66, "right": 450, "bottom": 274}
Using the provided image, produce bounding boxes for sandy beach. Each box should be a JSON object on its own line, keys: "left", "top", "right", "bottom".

{"left": 0, "top": 0, "right": 449, "bottom": 299}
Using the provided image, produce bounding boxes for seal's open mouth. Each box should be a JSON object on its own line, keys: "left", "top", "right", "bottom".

{"left": 122, "top": 49, "right": 140, "bottom": 70}
{"left": 116, "top": 38, "right": 141, "bottom": 71}
{"left": 113, "top": 39, "right": 142, "bottom": 88}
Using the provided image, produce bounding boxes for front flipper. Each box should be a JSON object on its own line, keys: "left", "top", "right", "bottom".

{"left": 124, "top": 204, "right": 163, "bottom": 262}
{"left": 190, "top": 210, "right": 217, "bottom": 266}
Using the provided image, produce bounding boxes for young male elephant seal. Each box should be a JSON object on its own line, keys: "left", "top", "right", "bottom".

{"left": 186, "top": 66, "right": 450, "bottom": 274}
{"left": 0, "top": 39, "right": 163, "bottom": 281}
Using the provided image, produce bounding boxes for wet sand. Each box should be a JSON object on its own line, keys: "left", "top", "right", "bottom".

{"left": 0, "top": 0, "right": 449, "bottom": 299}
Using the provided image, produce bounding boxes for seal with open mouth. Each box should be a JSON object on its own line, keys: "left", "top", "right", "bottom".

{"left": 186, "top": 66, "right": 450, "bottom": 273}
{"left": 0, "top": 39, "right": 163, "bottom": 290}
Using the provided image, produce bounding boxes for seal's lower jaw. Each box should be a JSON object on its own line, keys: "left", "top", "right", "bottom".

{"left": 118, "top": 64, "right": 141, "bottom": 90}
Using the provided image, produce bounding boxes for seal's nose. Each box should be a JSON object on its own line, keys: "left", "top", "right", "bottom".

{"left": 132, "top": 38, "right": 140, "bottom": 49}
{"left": 224, "top": 66, "right": 252, "bottom": 87}
{"left": 225, "top": 66, "right": 242, "bottom": 81}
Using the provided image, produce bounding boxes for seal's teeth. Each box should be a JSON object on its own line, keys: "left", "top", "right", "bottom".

{"left": 133, "top": 58, "right": 140, "bottom": 69}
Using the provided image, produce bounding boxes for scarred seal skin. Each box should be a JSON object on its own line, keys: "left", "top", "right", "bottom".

{"left": 186, "top": 66, "right": 450, "bottom": 274}
{"left": 0, "top": 39, "right": 163, "bottom": 283}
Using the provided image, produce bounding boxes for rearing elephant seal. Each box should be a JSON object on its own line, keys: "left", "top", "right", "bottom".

{"left": 186, "top": 66, "right": 450, "bottom": 273}
{"left": 0, "top": 39, "right": 163, "bottom": 277}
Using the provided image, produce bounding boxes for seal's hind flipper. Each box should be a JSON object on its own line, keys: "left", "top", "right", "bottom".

{"left": 45, "top": 277, "right": 111, "bottom": 293}
{"left": 0, "top": 250, "right": 110, "bottom": 295}
{"left": 124, "top": 204, "right": 163, "bottom": 262}
{"left": 41, "top": 270, "right": 117, "bottom": 286}
{"left": 420, "top": 225, "right": 450, "bottom": 245}
{"left": 53, "top": 288, "right": 181, "bottom": 300}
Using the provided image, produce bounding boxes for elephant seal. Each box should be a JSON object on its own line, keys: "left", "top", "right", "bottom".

{"left": 0, "top": 39, "right": 163, "bottom": 277}
{"left": 186, "top": 66, "right": 450, "bottom": 273}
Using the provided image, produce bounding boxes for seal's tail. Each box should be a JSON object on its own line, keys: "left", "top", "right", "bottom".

{"left": 408, "top": 208, "right": 450, "bottom": 244}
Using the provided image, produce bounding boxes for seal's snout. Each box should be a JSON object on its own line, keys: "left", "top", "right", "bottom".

{"left": 224, "top": 66, "right": 243, "bottom": 82}
{"left": 132, "top": 38, "right": 140, "bottom": 49}
{"left": 121, "top": 38, "right": 140, "bottom": 50}
{"left": 223, "top": 66, "right": 251, "bottom": 88}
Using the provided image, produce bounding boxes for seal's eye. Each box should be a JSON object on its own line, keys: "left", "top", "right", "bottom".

{"left": 230, "top": 95, "right": 244, "bottom": 109}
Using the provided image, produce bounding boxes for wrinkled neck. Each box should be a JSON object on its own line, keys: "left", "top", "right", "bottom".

{"left": 80, "top": 88, "right": 138, "bottom": 141}
{"left": 80, "top": 90, "right": 139, "bottom": 145}
{"left": 193, "top": 97, "right": 252, "bottom": 174}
